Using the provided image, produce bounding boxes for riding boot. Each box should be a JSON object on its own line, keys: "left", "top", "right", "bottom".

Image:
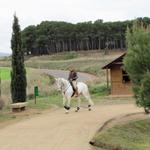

{"left": 75, "top": 89, "right": 79, "bottom": 97}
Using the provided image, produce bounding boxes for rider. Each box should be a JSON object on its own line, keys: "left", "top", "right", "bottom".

{"left": 68, "top": 67, "right": 79, "bottom": 97}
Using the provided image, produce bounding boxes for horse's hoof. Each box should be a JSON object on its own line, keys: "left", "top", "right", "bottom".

{"left": 89, "top": 108, "right": 91, "bottom": 111}
{"left": 75, "top": 107, "right": 80, "bottom": 112}
{"left": 65, "top": 111, "right": 69, "bottom": 114}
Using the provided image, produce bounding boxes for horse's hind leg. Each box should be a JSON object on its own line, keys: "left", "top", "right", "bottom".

{"left": 82, "top": 89, "right": 94, "bottom": 111}
{"left": 75, "top": 97, "right": 81, "bottom": 112}
{"left": 87, "top": 97, "right": 93, "bottom": 111}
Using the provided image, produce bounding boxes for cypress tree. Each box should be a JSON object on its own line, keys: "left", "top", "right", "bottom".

{"left": 11, "top": 14, "right": 27, "bottom": 103}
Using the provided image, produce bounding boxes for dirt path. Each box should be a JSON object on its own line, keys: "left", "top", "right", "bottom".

{"left": 41, "top": 69, "right": 98, "bottom": 82}
{"left": 0, "top": 104, "right": 143, "bottom": 150}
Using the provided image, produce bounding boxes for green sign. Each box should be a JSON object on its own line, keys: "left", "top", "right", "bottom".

{"left": 34, "top": 86, "right": 39, "bottom": 96}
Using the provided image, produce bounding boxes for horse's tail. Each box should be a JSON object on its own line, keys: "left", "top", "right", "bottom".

{"left": 82, "top": 83, "right": 94, "bottom": 106}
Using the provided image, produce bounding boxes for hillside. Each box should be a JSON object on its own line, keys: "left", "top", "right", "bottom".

{"left": 0, "top": 52, "right": 10, "bottom": 57}
{"left": 25, "top": 50, "right": 125, "bottom": 78}
{"left": 0, "top": 50, "right": 126, "bottom": 105}
{"left": 0, "top": 50, "right": 125, "bottom": 78}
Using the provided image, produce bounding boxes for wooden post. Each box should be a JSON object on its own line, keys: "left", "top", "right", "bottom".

{"left": 35, "top": 95, "right": 36, "bottom": 104}
{"left": 34, "top": 86, "right": 39, "bottom": 104}
{"left": 106, "top": 68, "right": 109, "bottom": 89}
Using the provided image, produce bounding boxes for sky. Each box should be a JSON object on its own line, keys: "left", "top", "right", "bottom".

{"left": 0, "top": 0, "right": 150, "bottom": 54}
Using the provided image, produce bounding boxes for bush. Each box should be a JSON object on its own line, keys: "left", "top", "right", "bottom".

{"left": 89, "top": 84, "right": 109, "bottom": 96}
{"left": 48, "top": 75, "right": 55, "bottom": 85}
{"left": 27, "top": 93, "right": 34, "bottom": 100}
{"left": 124, "top": 22, "right": 150, "bottom": 113}
{"left": 137, "top": 73, "right": 150, "bottom": 114}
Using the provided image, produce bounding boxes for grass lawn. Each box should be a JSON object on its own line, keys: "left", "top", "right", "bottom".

{"left": 93, "top": 119, "right": 150, "bottom": 150}
{"left": 28, "top": 94, "right": 62, "bottom": 109}
{"left": 0, "top": 67, "right": 10, "bottom": 80}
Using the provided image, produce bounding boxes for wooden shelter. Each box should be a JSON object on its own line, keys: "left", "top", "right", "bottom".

{"left": 102, "top": 53, "right": 133, "bottom": 96}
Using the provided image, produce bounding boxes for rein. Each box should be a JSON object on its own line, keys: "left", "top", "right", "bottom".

{"left": 61, "top": 84, "right": 71, "bottom": 95}
{"left": 59, "top": 79, "right": 74, "bottom": 96}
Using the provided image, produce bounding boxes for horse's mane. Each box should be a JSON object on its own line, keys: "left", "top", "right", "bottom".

{"left": 58, "top": 78, "right": 69, "bottom": 84}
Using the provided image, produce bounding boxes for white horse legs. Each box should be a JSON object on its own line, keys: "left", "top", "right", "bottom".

{"left": 64, "top": 97, "right": 71, "bottom": 114}
{"left": 82, "top": 90, "right": 94, "bottom": 111}
{"left": 63, "top": 97, "right": 66, "bottom": 106}
{"left": 75, "top": 97, "right": 81, "bottom": 112}
{"left": 63, "top": 94, "right": 94, "bottom": 113}
{"left": 87, "top": 98, "right": 94, "bottom": 111}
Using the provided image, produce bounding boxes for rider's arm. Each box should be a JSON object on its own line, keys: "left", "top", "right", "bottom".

{"left": 72, "top": 72, "right": 78, "bottom": 80}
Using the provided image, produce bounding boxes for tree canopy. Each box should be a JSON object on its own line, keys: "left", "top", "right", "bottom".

{"left": 21, "top": 17, "right": 150, "bottom": 55}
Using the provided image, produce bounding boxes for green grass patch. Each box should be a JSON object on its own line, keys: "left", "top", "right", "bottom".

{"left": 93, "top": 119, "right": 150, "bottom": 150}
{"left": 63, "top": 51, "right": 78, "bottom": 60}
{"left": 0, "top": 67, "right": 10, "bottom": 80}
{"left": 27, "top": 51, "right": 78, "bottom": 61}
{"left": 28, "top": 94, "right": 62, "bottom": 110}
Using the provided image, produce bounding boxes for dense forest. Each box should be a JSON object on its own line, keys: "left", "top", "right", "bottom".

{"left": 21, "top": 17, "right": 150, "bottom": 55}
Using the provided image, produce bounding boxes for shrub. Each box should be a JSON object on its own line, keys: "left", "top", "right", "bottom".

{"left": 48, "top": 75, "right": 55, "bottom": 85}
{"left": 27, "top": 93, "right": 34, "bottom": 100}
{"left": 124, "top": 22, "right": 150, "bottom": 113}
{"left": 89, "top": 84, "right": 109, "bottom": 96}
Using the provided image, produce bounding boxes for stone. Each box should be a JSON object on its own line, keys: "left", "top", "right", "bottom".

{"left": 11, "top": 102, "right": 28, "bottom": 112}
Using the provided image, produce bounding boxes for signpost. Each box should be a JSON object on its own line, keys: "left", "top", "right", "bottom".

{"left": 34, "top": 86, "right": 39, "bottom": 104}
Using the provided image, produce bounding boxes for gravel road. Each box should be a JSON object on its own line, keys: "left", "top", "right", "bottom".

{"left": 41, "top": 69, "right": 98, "bottom": 82}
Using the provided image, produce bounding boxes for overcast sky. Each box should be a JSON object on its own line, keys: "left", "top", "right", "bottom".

{"left": 0, "top": 0, "right": 150, "bottom": 53}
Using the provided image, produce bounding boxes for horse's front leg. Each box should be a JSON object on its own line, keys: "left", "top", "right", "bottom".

{"left": 75, "top": 97, "right": 81, "bottom": 112}
{"left": 63, "top": 96, "right": 66, "bottom": 106}
{"left": 64, "top": 96, "right": 71, "bottom": 114}
{"left": 62, "top": 94, "right": 69, "bottom": 113}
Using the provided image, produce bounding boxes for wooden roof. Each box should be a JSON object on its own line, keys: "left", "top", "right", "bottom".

{"left": 102, "top": 53, "right": 126, "bottom": 69}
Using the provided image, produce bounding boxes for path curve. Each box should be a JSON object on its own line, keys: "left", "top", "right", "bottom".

{"left": 41, "top": 69, "right": 98, "bottom": 82}
{"left": 0, "top": 104, "right": 143, "bottom": 150}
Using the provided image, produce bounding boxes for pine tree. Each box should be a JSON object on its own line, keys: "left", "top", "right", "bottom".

{"left": 11, "top": 14, "right": 27, "bottom": 103}
{"left": 124, "top": 21, "right": 150, "bottom": 113}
